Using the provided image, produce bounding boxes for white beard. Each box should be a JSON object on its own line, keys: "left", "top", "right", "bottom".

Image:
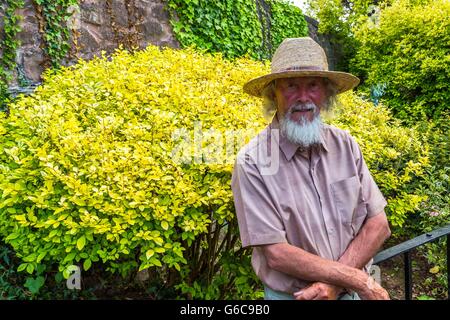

{"left": 279, "top": 103, "right": 323, "bottom": 148}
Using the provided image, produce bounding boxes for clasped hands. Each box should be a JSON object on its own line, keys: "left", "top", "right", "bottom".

{"left": 293, "top": 278, "right": 389, "bottom": 300}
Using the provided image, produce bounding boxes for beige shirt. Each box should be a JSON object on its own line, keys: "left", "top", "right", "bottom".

{"left": 231, "top": 116, "right": 387, "bottom": 294}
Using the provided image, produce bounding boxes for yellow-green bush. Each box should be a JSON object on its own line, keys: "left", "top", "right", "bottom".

{"left": 0, "top": 46, "right": 268, "bottom": 299}
{"left": 0, "top": 45, "right": 429, "bottom": 298}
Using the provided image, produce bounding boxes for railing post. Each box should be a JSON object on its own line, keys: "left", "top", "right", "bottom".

{"left": 447, "top": 234, "right": 450, "bottom": 300}
{"left": 404, "top": 251, "right": 412, "bottom": 300}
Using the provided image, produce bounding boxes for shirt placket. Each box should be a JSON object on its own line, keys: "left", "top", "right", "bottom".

{"left": 309, "top": 149, "right": 338, "bottom": 261}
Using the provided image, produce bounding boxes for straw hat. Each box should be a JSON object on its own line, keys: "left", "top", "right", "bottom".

{"left": 243, "top": 37, "right": 360, "bottom": 97}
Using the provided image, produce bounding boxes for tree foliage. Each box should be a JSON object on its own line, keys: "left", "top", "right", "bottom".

{"left": 351, "top": 0, "right": 450, "bottom": 122}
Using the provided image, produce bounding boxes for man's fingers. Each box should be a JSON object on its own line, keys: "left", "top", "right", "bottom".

{"left": 312, "top": 293, "right": 325, "bottom": 300}
{"left": 294, "top": 286, "right": 319, "bottom": 300}
{"left": 294, "top": 292, "right": 306, "bottom": 300}
{"left": 293, "top": 290, "right": 303, "bottom": 300}
{"left": 293, "top": 282, "right": 340, "bottom": 300}
{"left": 300, "top": 289, "right": 319, "bottom": 300}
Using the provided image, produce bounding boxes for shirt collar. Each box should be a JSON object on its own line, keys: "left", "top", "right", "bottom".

{"left": 270, "top": 114, "right": 329, "bottom": 161}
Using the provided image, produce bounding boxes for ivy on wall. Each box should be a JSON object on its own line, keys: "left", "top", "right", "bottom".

{"left": 33, "top": 0, "right": 79, "bottom": 68}
{"left": 0, "top": 0, "right": 25, "bottom": 111}
{"left": 270, "top": 0, "right": 308, "bottom": 53}
{"left": 167, "top": 0, "right": 265, "bottom": 60}
{"left": 167, "top": 0, "right": 309, "bottom": 60}
{"left": 0, "top": 0, "right": 77, "bottom": 109}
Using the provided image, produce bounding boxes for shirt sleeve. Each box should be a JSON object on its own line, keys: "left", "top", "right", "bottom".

{"left": 349, "top": 135, "right": 388, "bottom": 218}
{"left": 231, "top": 151, "right": 287, "bottom": 248}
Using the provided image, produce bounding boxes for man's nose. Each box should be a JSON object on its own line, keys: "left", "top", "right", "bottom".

{"left": 295, "top": 87, "right": 310, "bottom": 103}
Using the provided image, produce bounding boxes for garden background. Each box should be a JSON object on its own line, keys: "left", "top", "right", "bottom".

{"left": 0, "top": 0, "right": 448, "bottom": 300}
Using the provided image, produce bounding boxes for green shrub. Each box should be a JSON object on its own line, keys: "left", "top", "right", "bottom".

{"left": 416, "top": 118, "right": 450, "bottom": 172}
{"left": 1, "top": 241, "right": 29, "bottom": 299}
{"left": 1, "top": 239, "right": 99, "bottom": 299}
{"left": 351, "top": 0, "right": 450, "bottom": 122}
{"left": 415, "top": 166, "right": 450, "bottom": 298}
{"left": 306, "top": 0, "right": 406, "bottom": 72}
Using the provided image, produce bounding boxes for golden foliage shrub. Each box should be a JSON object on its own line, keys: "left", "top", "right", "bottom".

{"left": 0, "top": 46, "right": 268, "bottom": 298}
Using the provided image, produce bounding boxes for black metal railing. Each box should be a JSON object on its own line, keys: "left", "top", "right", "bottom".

{"left": 373, "top": 224, "right": 450, "bottom": 300}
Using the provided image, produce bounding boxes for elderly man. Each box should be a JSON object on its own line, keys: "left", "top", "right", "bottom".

{"left": 231, "top": 37, "right": 391, "bottom": 300}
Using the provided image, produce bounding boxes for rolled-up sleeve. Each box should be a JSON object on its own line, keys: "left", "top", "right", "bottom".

{"left": 231, "top": 152, "right": 287, "bottom": 248}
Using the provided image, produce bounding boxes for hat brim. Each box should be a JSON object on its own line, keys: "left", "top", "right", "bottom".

{"left": 243, "top": 70, "right": 360, "bottom": 97}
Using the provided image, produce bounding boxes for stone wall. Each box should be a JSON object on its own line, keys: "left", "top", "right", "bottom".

{"left": 1, "top": 1, "right": 338, "bottom": 92}
{"left": 1, "top": 0, "right": 179, "bottom": 90}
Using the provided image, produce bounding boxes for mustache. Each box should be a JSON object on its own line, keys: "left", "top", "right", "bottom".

{"left": 287, "top": 102, "right": 317, "bottom": 114}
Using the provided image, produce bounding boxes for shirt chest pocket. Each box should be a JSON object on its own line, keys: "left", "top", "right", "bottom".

{"left": 330, "top": 175, "right": 365, "bottom": 227}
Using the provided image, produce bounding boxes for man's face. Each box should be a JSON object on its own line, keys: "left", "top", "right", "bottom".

{"left": 274, "top": 77, "right": 328, "bottom": 123}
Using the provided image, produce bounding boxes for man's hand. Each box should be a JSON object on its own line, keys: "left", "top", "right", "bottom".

{"left": 293, "top": 282, "right": 343, "bottom": 300}
{"left": 357, "top": 276, "right": 390, "bottom": 300}
{"left": 293, "top": 275, "right": 390, "bottom": 300}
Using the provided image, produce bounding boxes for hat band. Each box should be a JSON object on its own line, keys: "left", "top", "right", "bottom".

{"left": 273, "top": 65, "right": 324, "bottom": 72}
